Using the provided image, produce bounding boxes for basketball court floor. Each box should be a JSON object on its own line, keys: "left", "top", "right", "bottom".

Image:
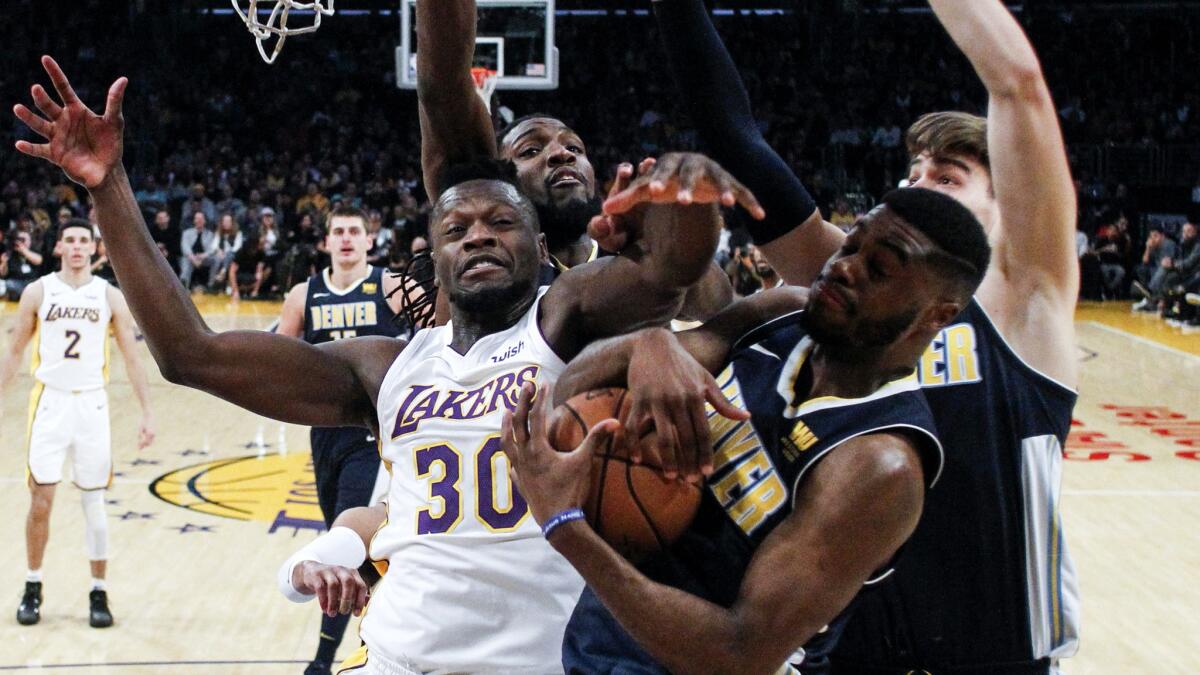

{"left": 0, "top": 297, "right": 1196, "bottom": 673}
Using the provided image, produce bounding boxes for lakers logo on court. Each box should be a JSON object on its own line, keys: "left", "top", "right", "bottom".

{"left": 149, "top": 452, "right": 326, "bottom": 534}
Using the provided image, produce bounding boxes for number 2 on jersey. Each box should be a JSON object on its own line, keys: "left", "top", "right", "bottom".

{"left": 63, "top": 330, "right": 82, "bottom": 359}
{"left": 414, "top": 435, "right": 528, "bottom": 534}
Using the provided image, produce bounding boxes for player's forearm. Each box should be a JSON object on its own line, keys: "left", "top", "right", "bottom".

{"left": 551, "top": 523, "right": 779, "bottom": 675}
{"left": 653, "top": 0, "right": 820, "bottom": 246}
{"left": 927, "top": 0, "right": 1046, "bottom": 99}
{"left": 554, "top": 331, "right": 646, "bottom": 405}
{"left": 416, "top": 0, "right": 495, "bottom": 197}
{"left": 641, "top": 203, "right": 721, "bottom": 289}
{"left": 90, "top": 164, "right": 216, "bottom": 384}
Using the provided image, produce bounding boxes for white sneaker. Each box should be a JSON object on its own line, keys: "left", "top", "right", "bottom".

{"left": 1186, "top": 293, "right": 1200, "bottom": 306}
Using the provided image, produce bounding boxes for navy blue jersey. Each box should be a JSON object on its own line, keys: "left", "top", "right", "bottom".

{"left": 563, "top": 312, "right": 943, "bottom": 675}
{"left": 302, "top": 266, "right": 401, "bottom": 344}
{"left": 833, "top": 299, "right": 1079, "bottom": 673}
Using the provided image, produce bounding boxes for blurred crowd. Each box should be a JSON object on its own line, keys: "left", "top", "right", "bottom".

{"left": 2, "top": 2, "right": 1198, "bottom": 304}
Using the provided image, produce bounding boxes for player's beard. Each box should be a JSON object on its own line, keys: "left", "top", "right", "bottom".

{"left": 449, "top": 274, "right": 538, "bottom": 317}
{"left": 803, "top": 304, "right": 919, "bottom": 350}
{"left": 535, "top": 195, "right": 603, "bottom": 254}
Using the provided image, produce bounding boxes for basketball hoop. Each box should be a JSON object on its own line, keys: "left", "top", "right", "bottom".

{"left": 231, "top": 0, "right": 336, "bottom": 64}
{"left": 471, "top": 67, "right": 499, "bottom": 112}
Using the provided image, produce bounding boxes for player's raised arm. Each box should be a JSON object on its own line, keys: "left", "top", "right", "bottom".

{"left": 417, "top": 0, "right": 497, "bottom": 199}
{"left": 12, "top": 56, "right": 398, "bottom": 429}
{"left": 648, "top": 0, "right": 845, "bottom": 286}
{"left": 928, "top": 0, "right": 1078, "bottom": 381}
{"left": 503, "top": 384, "right": 927, "bottom": 675}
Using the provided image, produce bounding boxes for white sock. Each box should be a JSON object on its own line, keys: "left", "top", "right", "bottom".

{"left": 91, "top": 578, "right": 106, "bottom": 591}
{"left": 26, "top": 570, "right": 42, "bottom": 583}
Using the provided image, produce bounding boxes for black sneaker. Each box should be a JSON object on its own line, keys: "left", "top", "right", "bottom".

{"left": 17, "top": 581, "right": 41, "bottom": 625}
{"left": 89, "top": 589, "right": 113, "bottom": 628}
{"left": 303, "top": 660, "right": 333, "bottom": 675}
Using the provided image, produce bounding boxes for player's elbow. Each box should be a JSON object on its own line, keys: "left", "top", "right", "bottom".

{"left": 990, "top": 63, "right": 1050, "bottom": 104}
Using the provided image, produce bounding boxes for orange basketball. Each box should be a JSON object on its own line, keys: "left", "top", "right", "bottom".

{"left": 549, "top": 388, "right": 701, "bottom": 560}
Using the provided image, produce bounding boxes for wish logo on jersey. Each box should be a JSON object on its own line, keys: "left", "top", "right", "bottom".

{"left": 391, "top": 365, "right": 540, "bottom": 438}
{"left": 918, "top": 322, "right": 982, "bottom": 388}
{"left": 44, "top": 303, "right": 102, "bottom": 323}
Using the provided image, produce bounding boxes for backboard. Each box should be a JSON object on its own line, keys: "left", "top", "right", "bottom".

{"left": 396, "top": 0, "right": 559, "bottom": 90}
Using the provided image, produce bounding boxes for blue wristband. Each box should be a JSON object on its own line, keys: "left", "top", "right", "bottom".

{"left": 541, "top": 508, "right": 586, "bottom": 540}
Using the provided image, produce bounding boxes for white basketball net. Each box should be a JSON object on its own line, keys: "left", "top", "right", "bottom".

{"left": 231, "top": 0, "right": 336, "bottom": 64}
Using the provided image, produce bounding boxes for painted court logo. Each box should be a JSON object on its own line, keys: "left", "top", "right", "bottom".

{"left": 150, "top": 453, "right": 326, "bottom": 535}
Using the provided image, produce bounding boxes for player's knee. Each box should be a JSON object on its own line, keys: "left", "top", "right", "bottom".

{"left": 81, "top": 490, "right": 109, "bottom": 560}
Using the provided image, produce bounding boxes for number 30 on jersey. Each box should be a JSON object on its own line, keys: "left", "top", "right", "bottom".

{"left": 413, "top": 435, "right": 528, "bottom": 534}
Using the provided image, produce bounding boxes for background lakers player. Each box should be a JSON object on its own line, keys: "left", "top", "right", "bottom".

{"left": 0, "top": 219, "right": 155, "bottom": 629}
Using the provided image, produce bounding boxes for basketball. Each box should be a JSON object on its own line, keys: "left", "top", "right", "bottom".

{"left": 550, "top": 388, "right": 702, "bottom": 561}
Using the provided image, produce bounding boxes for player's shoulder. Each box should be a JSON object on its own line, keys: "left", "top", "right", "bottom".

{"left": 18, "top": 278, "right": 45, "bottom": 306}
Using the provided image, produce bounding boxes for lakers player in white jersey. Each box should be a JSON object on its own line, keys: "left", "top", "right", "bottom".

{"left": 0, "top": 219, "right": 155, "bottom": 628}
{"left": 12, "top": 57, "right": 760, "bottom": 674}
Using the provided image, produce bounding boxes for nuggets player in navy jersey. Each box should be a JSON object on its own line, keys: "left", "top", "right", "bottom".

{"left": 502, "top": 188, "right": 991, "bottom": 675}
{"left": 12, "top": 55, "right": 761, "bottom": 673}
{"left": 630, "top": 1, "right": 1081, "bottom": 671}
{"left": 0, "top": 219, "right": 155, "bottom": 629}
{"left": 275, "top": 205, "right": 403, "bottom": 675}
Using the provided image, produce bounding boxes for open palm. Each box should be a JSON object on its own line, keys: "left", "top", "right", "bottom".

{"left": 13, "top": 56, "right": 127, "bottom": 189}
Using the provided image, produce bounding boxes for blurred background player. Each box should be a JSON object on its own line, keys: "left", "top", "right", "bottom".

{"left": 0, "top": 219, "right": 155, "bottom": 628}
{"left": 276, "top": 205, "right": 404, "bottom": 675}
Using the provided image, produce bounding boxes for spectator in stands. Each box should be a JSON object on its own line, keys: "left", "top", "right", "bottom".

{"left": 228, "top": 234, "right": 269, "bottom": 302}
{"left": 179, "top": 211, "right": 216, "bottom": 290}
{"left": 208, "top": 213, "right": 244, "bottom": 292}
{"left": 829, "top": 197, "right": 857, "bottom": 232}
{"left": 1161, "top": 223, "right": 1199, "bottom": 317}
{"left": 149, "top": 209, "right": 181, "bottom": 272}
{"left": 1134, "top": 226, "right": 1179, "bottom": 311}
{"left": 91, "top": 238, "right": 117, "bottom": 285}
{"left": 1, "top": 230, "right": 42, "bottom": 300}
{"left": 134, "top": 174, "right": 167, "bottom": 209}
{"left": 179, "top": 184, "right": 217, "bottom": 228}
{"left": 1094, "top": 216, "right": 1131, "bottom": 299}
{"left": 295, "top": 183, "right": 330, "bottom": 217}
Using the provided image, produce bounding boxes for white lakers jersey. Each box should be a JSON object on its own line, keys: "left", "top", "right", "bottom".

{"left": 366, "top": 287, "right": 581, "bottom": 673}
{"left": 33, "top": 274, "right": 112, "bottom": 392}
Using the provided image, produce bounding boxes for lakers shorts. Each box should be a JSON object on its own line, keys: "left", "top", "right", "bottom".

{"left": 26, "top": 385, "right": 112, "bottom": 490}
{"left": 337, "top": 644, "right": 424, "bottom": 675}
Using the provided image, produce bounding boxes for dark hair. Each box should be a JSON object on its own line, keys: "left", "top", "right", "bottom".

{"left": 437, "top": 156, "right": 523, "bottom": 194}
{"left": 880, "top": 188, "right": 991, "bottom": 297}
{"left": 57, "top": 218, "right": 94, "bottom": 241}
{"left": 432, "top": 157, "right": 538, "bottom": 234}
{"left": 496, "top": 112, "right": 570, "bottom": 150}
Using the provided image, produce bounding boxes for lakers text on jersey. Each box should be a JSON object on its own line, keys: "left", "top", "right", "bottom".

{"left": 364, "top": 287, "right": 582, "bottom": 673}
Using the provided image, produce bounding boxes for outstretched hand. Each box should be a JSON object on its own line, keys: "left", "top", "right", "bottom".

{"left": 601, "top": 152, "right": 765, "bottom": 220}
{"left": 12, "top": 56, "right": 127, "bottom": 189}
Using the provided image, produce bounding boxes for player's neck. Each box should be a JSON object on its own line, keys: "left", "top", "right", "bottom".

{"left": 807, "top": 344, "right": 911, "bottom": 400}
{"left": 550, "top": 236, "right": 594, "bottom": 268}
{"left": 447, "top": 294, "right": 536, "bottom": 356}
{"left": 327, "top": 261, "right": 369, "bottom": 291}
{"left": 56, "top": 268, "right": 93, "bottom": 289}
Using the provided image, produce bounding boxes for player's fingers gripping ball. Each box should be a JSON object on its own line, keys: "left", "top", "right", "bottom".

{"left": 548, "top": 388, "right": 702, "bottom": 561}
